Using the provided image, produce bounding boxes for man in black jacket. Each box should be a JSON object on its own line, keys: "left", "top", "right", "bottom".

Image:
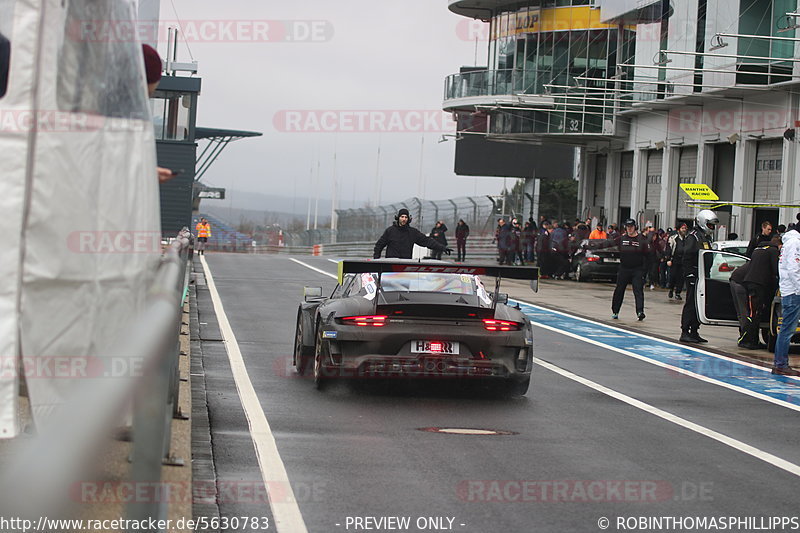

{"left": 455, "top": 219, "right": 470, "bottom": 262}
{"left": 746, "top": 220, "right": 774, "bottom": 258}
{"left": 739, "top": 236, "right": 780, "bottom": 349}
{"left": 680, "top": 210, "right": 718, "bottom": 343}
{"left": 611, "top": 219, "right": 649, "bottom": 321}
{"left": 374, "top": 209, "right": 450, "bottom": 259}
{"left": 666, "top": 223, "right": 688, "bottom": 299}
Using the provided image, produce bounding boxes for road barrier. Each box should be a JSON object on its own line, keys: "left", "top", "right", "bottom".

{"left": 0, "top": 229, "right": 192, "bottom": 525}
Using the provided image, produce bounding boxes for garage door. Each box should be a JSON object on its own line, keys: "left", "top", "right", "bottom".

{"left": 645, "top": 149, "right": 663, "bottom": 214}
{"left": 754, "top": 140, "right": 783, "bottom": 203}
{"left": 594, "top": 155, "right": 606, "bottom": 207}
{"left": 619, "top": 152, "right": 633, "bottom": 208}
{"left": 677, "top": 146, "right": 698, "bottom": 220}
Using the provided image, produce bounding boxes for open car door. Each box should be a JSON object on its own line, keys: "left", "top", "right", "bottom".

{"left": 696, "top": 250, "right": 749, "bottom": 326}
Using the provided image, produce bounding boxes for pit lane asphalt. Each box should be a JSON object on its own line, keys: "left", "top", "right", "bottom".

{"left": 195, "top": 253, "right": 800, "bottom": 533}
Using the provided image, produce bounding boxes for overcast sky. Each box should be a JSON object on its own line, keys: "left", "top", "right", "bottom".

{"left": 155, "top": 0, "right": 504, "bottom": 209}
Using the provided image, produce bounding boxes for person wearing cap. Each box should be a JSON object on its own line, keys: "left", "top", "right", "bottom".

{"left": 374, "top": 209, "right": 451, "bottom": 259}
{"left": 680, "top": 209, "right": 718, "bottom": 343}
{"left": 142, "top": 44, "right": 176, "bottom": 184}
{"left": 588, "top": 224, "right": 607, "bottom": 240}
{"left": 611, "top": 219, "right": 649, "bottom": 321}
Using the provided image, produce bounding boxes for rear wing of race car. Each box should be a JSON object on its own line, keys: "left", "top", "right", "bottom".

{"left": 337, "top": 260, "right": 540, "bottom": 305}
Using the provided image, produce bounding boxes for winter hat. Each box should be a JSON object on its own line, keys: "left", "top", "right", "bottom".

{"left": 142, "top": 44, "right": 163, "bottom": 84}
{"left": 398, "top": 208, "right": 410, "bottom": 218}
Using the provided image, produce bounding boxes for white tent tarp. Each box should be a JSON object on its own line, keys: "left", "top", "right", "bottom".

{"left": 0, "top": 0, "right": 161, "bottom": 437}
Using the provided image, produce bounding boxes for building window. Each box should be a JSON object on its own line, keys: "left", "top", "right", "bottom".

{"left": 151, "top": 92, "right": 192, "bottom": 141}
{"left": 0, "top": 0, "right": 15, "bottom": 99}
{"left": 57, "top": 0, "right": 149, "bottom": 120}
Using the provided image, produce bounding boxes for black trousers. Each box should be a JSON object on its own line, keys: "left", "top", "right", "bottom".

{"left": 612, "top": 266, "right": 645, "bottom": 315}
{"left": 669, "top": 263, "right": 684, "bottom": 294}
{"left": 681, "top": 278, "right": 700, "bottom": 334}
{"left": 743, "top": 282, "right": 770, "bottom": 345}
{"left": 729, "top": 279, "right": 749, "bottom": 342}
{"left": 456, "top": 239, "right": 466, "bottom": 261}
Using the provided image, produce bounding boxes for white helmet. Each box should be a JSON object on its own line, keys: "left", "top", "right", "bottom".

{"left": 695, "top": 209, "right": 719, "bottom": 236}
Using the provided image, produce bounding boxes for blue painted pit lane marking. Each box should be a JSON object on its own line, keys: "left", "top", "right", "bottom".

{"left": 512, "top": 299, "right": 800, "bottom": 410}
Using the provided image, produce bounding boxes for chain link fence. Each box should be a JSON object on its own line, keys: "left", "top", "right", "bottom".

{"left": 333, "top": 196, "right": 504, "bottom": 243}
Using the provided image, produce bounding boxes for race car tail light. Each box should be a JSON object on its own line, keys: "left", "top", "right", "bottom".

{"left": 483, "top": 319, "right": 522, "bottom": 331}
{"left": 340, "top": 315, "right": 388, "bottom": 327}
{"left": 586, "top": 256, "right": 600, "bottom": 262}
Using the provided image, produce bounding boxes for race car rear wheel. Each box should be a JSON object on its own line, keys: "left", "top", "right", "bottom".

{"left": 575, "top": 263, "right": 587, "bottom": 282}
{"left": 293, "top": 311, "right": 313, "bottom": 375}
{"left": 313, "top": 325, "right": 329, "bottom": 390}
{"left": 505, "top": 377, "right": 530, "bottom": 396}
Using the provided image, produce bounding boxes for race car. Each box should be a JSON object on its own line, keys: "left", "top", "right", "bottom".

{"left": 292, "top": 259, "right": 539, "bottom": 394}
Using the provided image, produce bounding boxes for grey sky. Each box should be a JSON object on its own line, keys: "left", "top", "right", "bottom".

{"left": 158, "top": 0, "right": 505, "bottom": 209}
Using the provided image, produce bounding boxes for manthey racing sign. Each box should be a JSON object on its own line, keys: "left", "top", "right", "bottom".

{"left": 680, "top": 184, "right": 720, "bottom": 201}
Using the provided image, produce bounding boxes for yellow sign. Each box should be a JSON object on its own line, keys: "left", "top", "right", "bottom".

{"left": 493, "top": 6, "right": 622, "bottom": 40}
{"left": 680, "top": 184, "right": 719, "bottom": 201}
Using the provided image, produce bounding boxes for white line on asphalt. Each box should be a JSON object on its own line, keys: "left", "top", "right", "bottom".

{"left": 536, "top": 359, "right": 800, "bottom": 478}
{"left": 327, "top": 259, "right": 339, "bottom": 264}
{"left": 517, "top": 298, "right": 784, "bottom": 375}
{"left": 200, "top": 256, "right": 308, "bottom": 533}
{"left": 517, "top": 300, "right": 800, "bottom": 413}
{"left": 290, "top": 257, "right": 337, "bottom": 279}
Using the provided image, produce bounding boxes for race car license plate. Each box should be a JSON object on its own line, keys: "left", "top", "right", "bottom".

{"left": 605, "top": 258, "right": 620, "bottom": 263}
{"left": 411, "top": 340, "right": 459, "bottom": 355}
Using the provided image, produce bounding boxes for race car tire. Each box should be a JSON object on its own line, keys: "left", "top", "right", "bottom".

{"left": 575, "top": 263, "right": 587, "bottom": 282}
{"left": 313, "top": 325, "right": 330, "bottom": 390}
{"left": 505, "top": 377, "right": 530, "bottom": 396}
{"left": 293, "top": 311, "right": 313, "bottom": 375}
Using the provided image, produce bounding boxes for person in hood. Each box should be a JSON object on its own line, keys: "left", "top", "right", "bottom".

{"left": 374, "top": 209, "right": 450, "bottom": 259}
{"left": 773, "top": 227, "right": 800, "bottom": 375}
{"left": 455, "top": 219, "right": 470, "bottom": 262}
{"left": 429, "top": 220, "right": 448, "bottom": 260}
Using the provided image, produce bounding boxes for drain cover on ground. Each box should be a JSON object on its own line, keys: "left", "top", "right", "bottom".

{"left": 418, "top": 427, "right": 518, "bottom": 436}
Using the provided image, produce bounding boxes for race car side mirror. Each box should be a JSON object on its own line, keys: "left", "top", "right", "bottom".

{"left": 304, "top": 287, "right": 323, "bottom": 301}
{"left": 495, "top": 293, "right": 509, "bottom": 305}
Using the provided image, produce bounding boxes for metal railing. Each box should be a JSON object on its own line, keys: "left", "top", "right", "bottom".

{"left": 333, "top": 196, "right": 499, "bottom": 244}
{"left": 0, "top": 229, "right": 192, "bottom": 525}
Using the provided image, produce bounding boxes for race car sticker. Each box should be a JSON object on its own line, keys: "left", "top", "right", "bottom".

{"left": 475, "top": 277, "right": 492, "bottom": 306}
{"left": 361, "top": 273, "right": 377, "bottom": 301}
